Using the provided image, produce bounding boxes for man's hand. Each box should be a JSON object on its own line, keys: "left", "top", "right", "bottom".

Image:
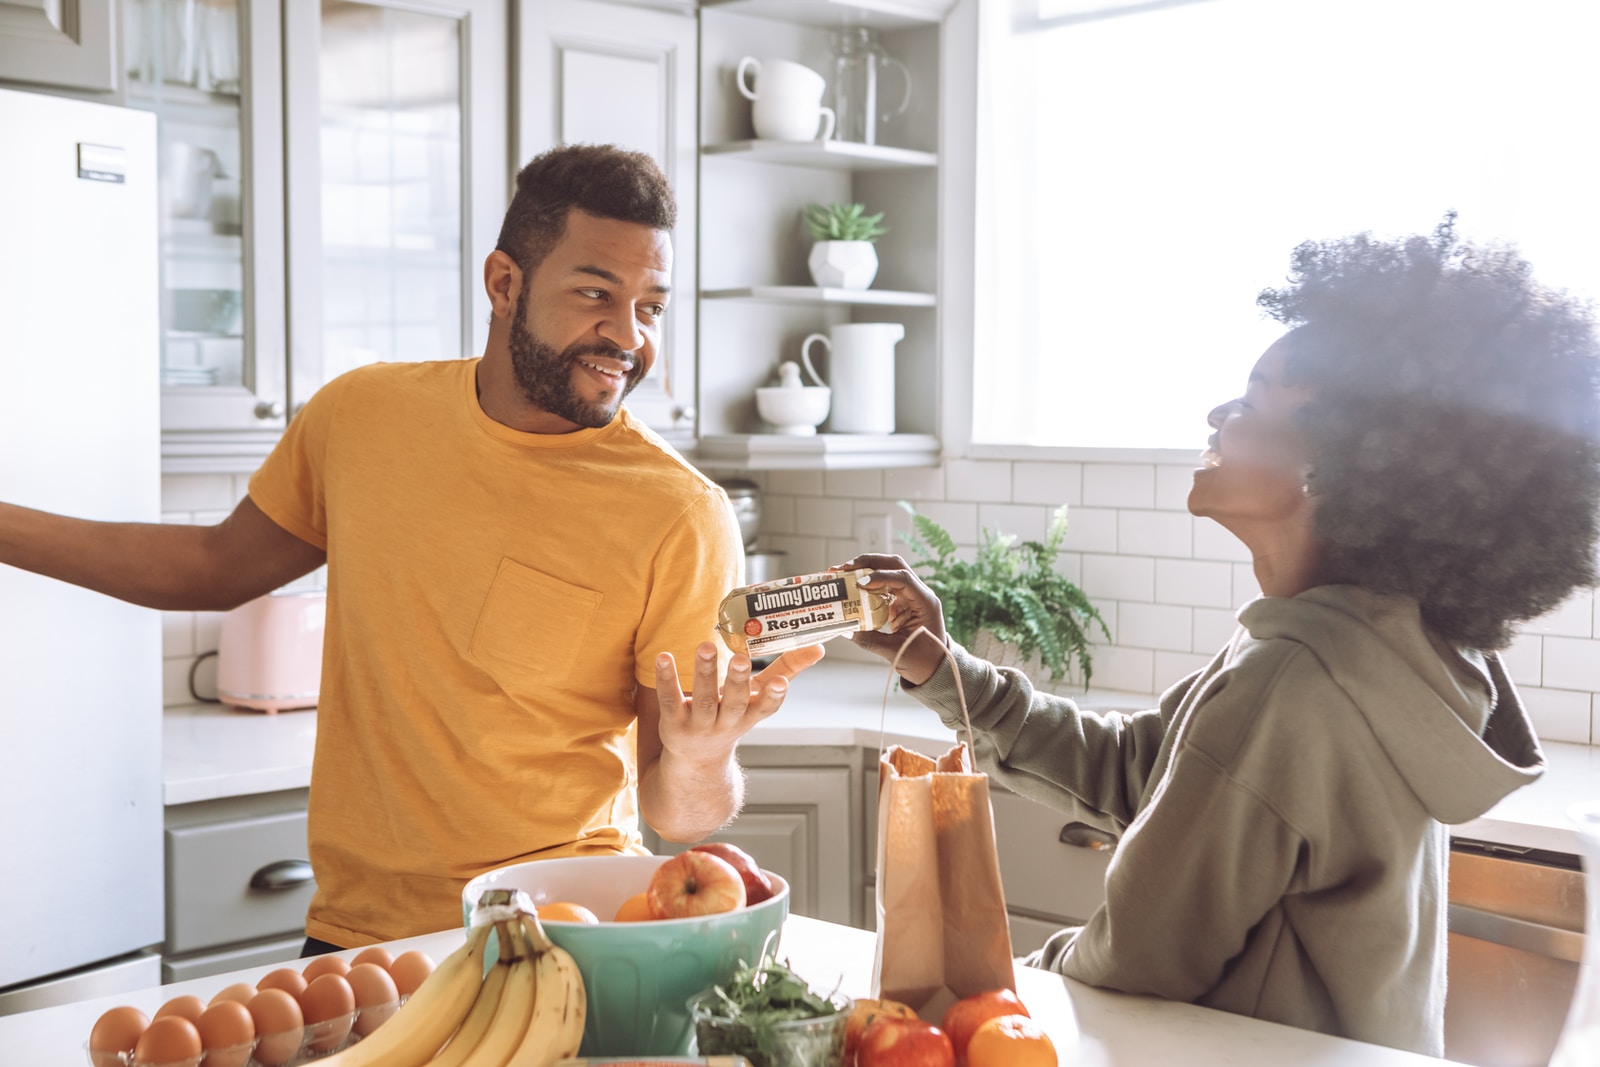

{"left": 636, "top": 640, "right": 825, "bottom": 842}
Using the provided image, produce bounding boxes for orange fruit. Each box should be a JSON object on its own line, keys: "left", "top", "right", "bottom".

{"left": 965, "top": 1013, "right": 1056, "bottom": 1067}
{"left": 538, "top": 900, "right": 600, "bottom": 924}
{"left": 941, "top": 987, "right": 1028, "bottom": 1064}
{"left": 612, "top": 892, "right": 655, "bottom": 922}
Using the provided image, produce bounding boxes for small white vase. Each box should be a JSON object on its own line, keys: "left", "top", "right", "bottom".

{"left": 808, "top": 240, "right": 879, "bottom": 290}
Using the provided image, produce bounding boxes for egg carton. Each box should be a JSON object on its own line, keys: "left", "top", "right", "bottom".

{"left": 87, "top": 1003, "right": 396, "bottom": 1067}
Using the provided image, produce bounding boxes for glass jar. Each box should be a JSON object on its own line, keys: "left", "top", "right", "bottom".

{"left": 827, "top": 27, "right": 912, "bottom": 145}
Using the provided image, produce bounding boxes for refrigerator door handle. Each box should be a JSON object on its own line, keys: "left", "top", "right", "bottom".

{"left": 248, "top": 859, "right": 315, "bottom": 892}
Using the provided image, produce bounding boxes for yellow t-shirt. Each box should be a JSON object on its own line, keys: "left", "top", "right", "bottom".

{"left": 248, "top": 359, "right": 743, "bottom": 945}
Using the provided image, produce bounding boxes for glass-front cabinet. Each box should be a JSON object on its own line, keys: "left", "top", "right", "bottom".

{"left": 125, "top": 0, "right": 506, "bottom": 470}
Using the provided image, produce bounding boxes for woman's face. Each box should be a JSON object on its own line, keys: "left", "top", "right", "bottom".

{"left": 1188, "top": 333, "right": 1316, "bottom": 528}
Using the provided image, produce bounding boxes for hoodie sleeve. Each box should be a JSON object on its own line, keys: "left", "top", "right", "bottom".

{"left": 905, "top": 641, "right": 1199, "bottom": 829}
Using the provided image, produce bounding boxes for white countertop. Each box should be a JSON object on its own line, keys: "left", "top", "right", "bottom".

{"left": 0, "top": 915, "right": 1465, "bottom": 1067}
{"left": 165, "top": 657, "right": 1599, "bottom": 851}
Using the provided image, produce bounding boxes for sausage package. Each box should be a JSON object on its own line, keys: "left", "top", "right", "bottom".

{"left": 717, "top": 570, "right": 892, "bottom": 656}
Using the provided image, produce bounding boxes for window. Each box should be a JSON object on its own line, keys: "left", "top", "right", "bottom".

{"left": 974, "top": 0, "right": 1600, "bottom": 450}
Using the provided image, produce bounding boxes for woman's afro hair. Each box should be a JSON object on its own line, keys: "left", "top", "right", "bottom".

{"left": 1257, "top": 214, "right": 1600, "bottom": 649}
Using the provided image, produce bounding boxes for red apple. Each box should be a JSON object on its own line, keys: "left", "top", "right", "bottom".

{"left": 940, "top": 988, "right": 1028, "bottom": 1066}
{"left": 845, "top": 997, "right": 919, "bottom": 1065}
{"left": 647, "top": 850, "right": 748, "bottom": 919}
{"left": 858, "top": 1016, "right": 954, "bottom": 1067}
{"left": 690, "top": 841, "right": 776, "bottom": 905}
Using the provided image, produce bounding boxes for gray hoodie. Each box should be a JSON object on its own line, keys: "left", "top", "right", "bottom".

{"left": 908, "top": 584, "right": 1543, "bottom": 1055}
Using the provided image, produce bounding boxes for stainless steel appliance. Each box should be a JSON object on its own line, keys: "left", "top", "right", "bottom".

{"left": 0, "top": 87, "right": 164, "bottom": 1012}
{"left": 1445, "top": 837, "right": 1586, "bottom": 1067}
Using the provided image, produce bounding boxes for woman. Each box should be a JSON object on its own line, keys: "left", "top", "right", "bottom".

{"left": 842, "top": 218, "right": 1600, "bottom": 1055}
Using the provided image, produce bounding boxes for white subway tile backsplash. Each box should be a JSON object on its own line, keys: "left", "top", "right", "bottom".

{"left": 823, "top": 469, "right": 884, "bottom": 499}
{"left": 760, "top": 494, "right": 797, "bottom": 538}
{"left": 1090, "top": 644, "right": 1156, "bottom": 695}
{"left": 1082, "top": 554, "right": 1155, "bottom": 602}
{"left": 1524, "top": 590, "right": 1595, "bottom": 638}
{"left": 883, "top": 465, "right": 945, "bottom": 501}
{"left": 1154, "top": 465, "right": 1196, "bottom": 511}
{"left": 767, "top": 536, "right": 827, "bottom": 575}
{"left": 1156, "top": 559, "right": 1234, "bottom": 608}
{"left": 1192, "top": 518, "right": 1252, "bottom": 562}
{"left": 795, "top": 496, "right": 856, "bottom": 538}
{"left": 1543, "top": 636, "right": 1600, "bottom": 692}
{"left": 1118, "top": 602, "right": 1194, "bottom": 652}
{"left": 1519, "top": 687, "right": 1592, "bottom": 745}
{"left": 1083, "top": 464, "right": 1155, "bottom": 509}
{"left": 767, "top": 470, "right": 825, "bottom": 497}
{"left": 912, "top": 501, "right": 978, "bottom": 544}
{"left": 1062, "top": 508, "right": 1119, "bottom": 555}
{"left": 1155, "top": 650, "right": 1214, "bottom": 690}
{"left": 1192, "top": 607, "right": 1240, "bottom": 653}
{"left": 1118, "top": 510, "right": 1193, "bottom": 558}
{"left": 978, "top": 503, "right": 1050, "bottom": 543}
{"left": 946, "top": 459, "right": 1014, "bottom": 503}
{"left": 1013, "top": 461, "right": 1082, "bottom": 506}
{"left": 1502, "top": 632, "right": 1543, "bottom": 688}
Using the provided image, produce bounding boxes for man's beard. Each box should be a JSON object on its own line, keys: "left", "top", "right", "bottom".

{"left": 507, "top": 289, "right": 647, "bottom": 429}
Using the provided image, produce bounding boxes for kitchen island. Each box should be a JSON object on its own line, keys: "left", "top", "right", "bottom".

{"left": 0, "top": 914, "right": 1470, "bottom": 1066}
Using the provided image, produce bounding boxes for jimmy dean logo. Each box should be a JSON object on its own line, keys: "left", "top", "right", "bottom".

{"left": 748, "top": 578, "right": 846, "bottom": 615}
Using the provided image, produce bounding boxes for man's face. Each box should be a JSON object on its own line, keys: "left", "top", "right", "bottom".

{"left": 508, "top": 209, "right": 672, "bottom": 430}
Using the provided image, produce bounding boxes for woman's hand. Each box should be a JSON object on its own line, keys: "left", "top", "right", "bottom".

{"left": 834, "top": 553, "right": 948, "bottom": 686}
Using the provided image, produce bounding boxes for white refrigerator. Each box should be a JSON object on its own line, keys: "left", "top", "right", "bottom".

{"left": 0, "top": 86, "right": 165, "bottom": 1010}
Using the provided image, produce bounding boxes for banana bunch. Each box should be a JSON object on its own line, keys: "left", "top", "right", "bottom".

{"left": 313, "top": 890, "right": 587, "bottom": 1067}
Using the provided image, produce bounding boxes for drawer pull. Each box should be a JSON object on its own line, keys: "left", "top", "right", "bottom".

{"left": 1059, "top": 822, "right": 1117, "bottom": 851}
{"left": 249, "top": 859, "right": 315, "bottom": 892}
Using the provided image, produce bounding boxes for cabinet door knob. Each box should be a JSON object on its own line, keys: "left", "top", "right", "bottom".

{"left": 254, "top": 399, "right": 286, "bottom": 420}
{"left": 672, "top": 405, "right": 696, "bottom": 423}
{"left": 1059, "top": 822, "right": 1117, "bottom": 851}
{"left": 249, "top": 859, "right": 315, "bottom": 891}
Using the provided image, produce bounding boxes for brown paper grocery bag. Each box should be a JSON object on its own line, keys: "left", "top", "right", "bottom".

{"left": 870, "top": 631, "right": 1016, "bottom": 1023}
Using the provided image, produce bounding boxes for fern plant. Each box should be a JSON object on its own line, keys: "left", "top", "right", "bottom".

{"left": 898, "top": 500, "right": 1110, "bottom": 688}
{"left": 803, "top": 202, "right": 889, "bottom": 242}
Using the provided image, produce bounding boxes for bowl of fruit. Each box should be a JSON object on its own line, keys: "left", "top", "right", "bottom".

{"left": 460, "top": 845, "right": 789, "bottom": 1059}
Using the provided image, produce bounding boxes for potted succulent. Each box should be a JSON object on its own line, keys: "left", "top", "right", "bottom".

{"left": 803, "top": 202, "right": 888, "bottom": 290}
{"left": 898, "top": 501, "right": 1110, "bottom": 689}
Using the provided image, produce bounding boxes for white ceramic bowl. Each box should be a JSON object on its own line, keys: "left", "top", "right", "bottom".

{"left": 756, "top": 385, "right": 831, "bottom": 434}
{"left": 461, "top": 854, "right": 789, "bottom": 1059}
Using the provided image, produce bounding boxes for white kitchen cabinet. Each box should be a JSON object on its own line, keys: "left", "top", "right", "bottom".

{"left": 515, "top": 0, "right": 700, "bottom": 446}
{"left": 0, "top": 0, "right": 117, "bottom": 92}
{"left": 162, "top": 787, "right": 315, "bottom": 982}
{"left": 136, "top": 0, "right": 508, "bottom": 472}
{"left": 642, "top": 747, "right": 868, "bottom": 927}
{"left": 693, "top": 0, "right": 950, "bottom": 470}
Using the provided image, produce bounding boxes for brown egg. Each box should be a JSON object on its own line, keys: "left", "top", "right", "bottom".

{"left": 89, "top": 1004, "right": 150, "bottom": 1064}
{"left": 350, "top": 945, "right": 394, "bottom": 971}
{"left": 208, "top": 982, "right": 257, "bottom": 1007}
{"left": 153, "top": 995, "right": 206, "bottom": 1025}
{"left": 388, "top": 949, "right": 435, "bottom": 998}
{"left": 300, "top": 954, "right": 351, "bottom": 982}
{"left": 195, "top": 999, "right": 255, "bottom": 1067}
{"left": 298, "top": 973, "right": 356, "bottom": 1052}
{"left": 244, "top": 988, "right": 303, "bottom": 1067}
{"left": 255, "top": 967, "right": 308, "bottom": 999}
{"left": 345, "top": 962, "right": 400, "bottom": 1036}
{"left": 132, "top": 1014, "right": 203, "bottom": 1066}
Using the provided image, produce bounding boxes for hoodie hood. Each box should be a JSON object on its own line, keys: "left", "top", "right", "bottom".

{"left": 1239, "top": 586, "right": 1543, "bottom": 824}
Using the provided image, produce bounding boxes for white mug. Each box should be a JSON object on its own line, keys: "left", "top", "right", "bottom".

{"left": 737, "top": 57, "right": 836, "bottom": 141}
{"left": 800, "top": 322, "right": 905, "bottom": 434}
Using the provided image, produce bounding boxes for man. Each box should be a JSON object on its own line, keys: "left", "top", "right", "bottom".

{"left": 0, "top": 144, "right": 821, "bottom": 948}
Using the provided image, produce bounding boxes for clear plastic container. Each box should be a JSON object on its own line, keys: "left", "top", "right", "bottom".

{"left": 688, "top": 989, "right": 850, "bottom": 1067}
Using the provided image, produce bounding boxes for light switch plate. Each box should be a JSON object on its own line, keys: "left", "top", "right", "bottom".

{"left": 854, "top": 513, "right": 894, "bottom": 554}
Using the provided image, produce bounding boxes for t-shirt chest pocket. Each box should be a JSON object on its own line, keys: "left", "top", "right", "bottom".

{"left": 469, "top": 559, "right": 603, "bottom": 691}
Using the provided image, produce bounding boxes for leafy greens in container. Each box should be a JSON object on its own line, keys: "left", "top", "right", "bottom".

{"left": 689, "top": 957, "right": 850, "bottom": 1067}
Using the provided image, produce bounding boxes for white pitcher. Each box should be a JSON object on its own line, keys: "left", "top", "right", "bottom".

{"left": 799, "top": 322, "right": 904, "bottom": 434}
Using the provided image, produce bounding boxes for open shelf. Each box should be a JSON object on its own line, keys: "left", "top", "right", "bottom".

{"left": 702, "top": 286, "right": 936, "bottom": 307}
{"left": 703, "top": 139, "right": 938, "bottom": 170}
{"left": 694, "top": 432, "right": 940, "bottom": 470}
{"left": 700, "top": 0, "right": 951, "bottom": 29}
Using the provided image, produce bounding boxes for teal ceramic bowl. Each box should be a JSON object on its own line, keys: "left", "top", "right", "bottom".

{"left": 461, "top": 854, "right": 789, "bottom": 1058}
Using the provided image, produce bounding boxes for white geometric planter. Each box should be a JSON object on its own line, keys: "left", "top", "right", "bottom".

{"left": 808, "top": 240, "right": 879, "bottom": 290}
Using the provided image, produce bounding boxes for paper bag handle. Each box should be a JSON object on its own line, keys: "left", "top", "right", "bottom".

{"left": 881, "top": 625, "right": 974, "bottom": 771}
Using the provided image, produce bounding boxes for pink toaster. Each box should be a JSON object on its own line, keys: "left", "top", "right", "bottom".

{"left": 216, "top": 591, "right": 326, "bottom": 713}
